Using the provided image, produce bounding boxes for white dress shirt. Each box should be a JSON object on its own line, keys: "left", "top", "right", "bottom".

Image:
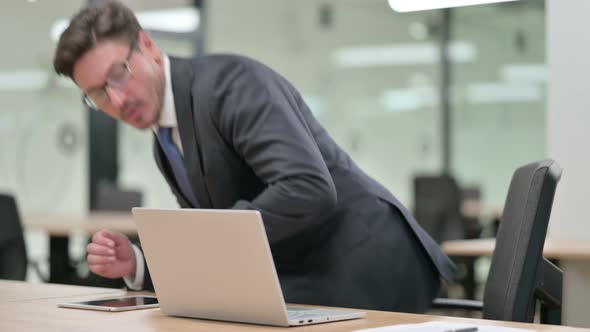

{"left": 124, "top": 55, "right": 183, "bottom": 290}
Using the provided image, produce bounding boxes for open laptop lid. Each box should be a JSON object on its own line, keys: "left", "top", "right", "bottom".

{"left": 132, "top": 208, "right": 290, "bottom": 326}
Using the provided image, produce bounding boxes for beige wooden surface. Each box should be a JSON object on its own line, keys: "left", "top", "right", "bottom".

{"left": 442, "top": 238, "right": 590, "bottom": 260}
{"left": 0, "top": 280, "right": 125, "bottom": 303}
{"left": 460, "top": 200, "right": 502, "bottom": 220}
{"left": 23, "top": 212, "right": 137, "bottom": 236}
{"left": 1, "top": 281, "right": 589, "bottom": 331}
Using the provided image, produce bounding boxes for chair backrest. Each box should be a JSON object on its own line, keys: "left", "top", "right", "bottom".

{"left": 461, "top": 185, "right": 481, "bottom": 201}
{"left": 413, "top": 174, "right": 463, "bottom": 243}
{"left": 95, "top": 180, "right": 142, "bottom": 212}
{"left": 0, "top": 193, "right": 27, "bottom": 280}
{"left": 483, "top": 159, "right": 562, "bottom": 323}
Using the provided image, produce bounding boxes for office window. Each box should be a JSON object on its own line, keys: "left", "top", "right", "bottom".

{"left": 450, "top": 0, "right": 546, "bottom": 209}
{"left": 0, "top": 0, "right": 87, "bottom": 215}
{"left": 208, "top": 0, "right": 443, "bottom": 205}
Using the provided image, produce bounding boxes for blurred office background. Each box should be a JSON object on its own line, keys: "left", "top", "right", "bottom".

{"left": 0, "top": 0, "right": 547, "bottom": 301}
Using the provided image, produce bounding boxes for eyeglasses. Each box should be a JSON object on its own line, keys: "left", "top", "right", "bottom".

{"left": 82, "top": 40, "right": 137, "bottom": 110}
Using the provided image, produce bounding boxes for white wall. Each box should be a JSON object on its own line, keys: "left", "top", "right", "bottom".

{"left": 547, "top": 0, "right": 590, "bottom": 327}
{"left": 547, "top": 0, "right": 590, "bottom": 241}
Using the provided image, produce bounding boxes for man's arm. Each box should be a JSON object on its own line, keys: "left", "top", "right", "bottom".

{"left": 214, "top": 61, "right": 337, "bottom": 243}
{"left": 123, "top": 244, "right": 155, "bottom": 291}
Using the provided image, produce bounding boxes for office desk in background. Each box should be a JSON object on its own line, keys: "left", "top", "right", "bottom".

{"left": 0, "top": 279, "right": 124, "bottom": 303}
{"left": 1, "top": 281, "right": 589, "bottom": 332}
{"left": 442, "top": 239, "right": 590, "bottom": 260}
{"left": 23, "top": 212, "right": 136, "bottom": 284}
{"left": 24, "top": 212, "right": 137, "bottom": 236}
{"left": 442, "top": 238, "right": 590, "bottom": 328}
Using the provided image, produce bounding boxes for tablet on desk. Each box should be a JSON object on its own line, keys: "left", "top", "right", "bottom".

{"left": 57, "top": 296, "right": 159, "bottom": 312}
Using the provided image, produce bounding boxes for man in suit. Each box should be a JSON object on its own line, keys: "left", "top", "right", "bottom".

{"left": 53, "top": 1, "right": 455, "bottom": 313}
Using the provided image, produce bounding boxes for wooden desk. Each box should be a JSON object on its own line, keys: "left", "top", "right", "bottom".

{"left": 442, "top": 239, "right": 590, "bottom": 260}
{"left": 0, "top": 280, "right": 124, "bottom": 303}
{"left": 442, "top": 238, "right": 590, "bottom": 328}
{"left": 460, "top": 200, "right": 502, "bottom": 220}
{"left": 1, "top": 281, "right": 588, "bottom": 332}
{"left": 24, "top": 212, "right": 137, "bottom": 236}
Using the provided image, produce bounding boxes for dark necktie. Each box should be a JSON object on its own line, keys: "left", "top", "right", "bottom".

{"left": 156, "top": 127, "right": 198, "bottom": 207}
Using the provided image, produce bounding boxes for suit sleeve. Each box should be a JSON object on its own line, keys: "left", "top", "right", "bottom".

{"left": 134, "top": 243, "right": 154, "bottom": 291}
{"left": 213, "top": 63, "right": 337, "bottom": 243}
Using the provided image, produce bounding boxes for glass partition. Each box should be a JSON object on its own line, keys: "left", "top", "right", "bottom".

{"left": 450, "top": 0, "right": 546, "bottom": 209}
{"left": 207, "top": 0, "right": 443, "bottom": 205}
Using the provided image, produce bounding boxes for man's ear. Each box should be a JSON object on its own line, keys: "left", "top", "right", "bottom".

{"left": 138, "top": 30, "right": 153, "bottom": 50}
{"left": 138, "top": 30, "right": 162, "bottom": 64}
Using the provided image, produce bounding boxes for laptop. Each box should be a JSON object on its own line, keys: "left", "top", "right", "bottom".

{"left": 132, "top": 208, "right": 366, "bottom": 327}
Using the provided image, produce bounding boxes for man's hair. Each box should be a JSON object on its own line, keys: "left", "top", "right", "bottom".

{"left": 53, "top": 1, "right": 141, "bottom": 79}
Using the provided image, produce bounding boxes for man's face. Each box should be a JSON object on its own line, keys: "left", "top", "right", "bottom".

{"left": 72, "top": 31, "right": 165, "bottom": 129}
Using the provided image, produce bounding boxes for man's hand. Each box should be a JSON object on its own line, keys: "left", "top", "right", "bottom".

{"left": 87, "top": 229, "right": 136, "bottom": 279}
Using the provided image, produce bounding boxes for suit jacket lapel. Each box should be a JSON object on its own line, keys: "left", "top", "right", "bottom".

{"left": 169, "top": 57, "right": 212, "bottom": 208}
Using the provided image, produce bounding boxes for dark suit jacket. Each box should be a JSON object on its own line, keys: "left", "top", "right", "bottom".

{"left": 142, "top": 55, "right": 455, "bottom": 312}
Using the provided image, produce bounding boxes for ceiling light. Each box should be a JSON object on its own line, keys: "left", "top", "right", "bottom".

{"left": 500, "top": 64, "right": 546, "bottom": 83}
{"left": 51, "top": 7, "right": 199, "bottom": 42}
{"left": 388, "top": 0, "right": 519, "bottom": 12}
{"left": 333, "top": 41, "right": 476, "bottom": 68}
{"left": 466, "top": 82, "right": 542, "bottom": 104}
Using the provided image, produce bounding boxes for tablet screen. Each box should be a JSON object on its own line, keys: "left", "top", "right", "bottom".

{"left": 72, "top": 296, "right": 158, "bottom": 308}
{"left": 58, "top": 296, "right": 159, "bottom": 312}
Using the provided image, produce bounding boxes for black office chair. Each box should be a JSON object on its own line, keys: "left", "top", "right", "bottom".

{"left": 95, "top": 180, "right": 143, "bottom": 212}
{"left": 414, "top": 175, "right": 482, "bottom": 299}
{"left": 413, "top": 174, "right": 464, "bottom": 243}
{"left": 0, "top": 194, "right": 28, "bottom": 280}
{"left": 433, "top": 159, "right": 563, "bottom": 324}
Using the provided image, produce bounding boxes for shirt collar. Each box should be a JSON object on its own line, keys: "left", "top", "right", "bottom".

{"left": 153, "top": 55, "right": 177, "bottom": 131}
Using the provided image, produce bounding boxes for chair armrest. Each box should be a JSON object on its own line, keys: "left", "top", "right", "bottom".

{"left": 432, "top": 298, "right": 483, "bottom": 311}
